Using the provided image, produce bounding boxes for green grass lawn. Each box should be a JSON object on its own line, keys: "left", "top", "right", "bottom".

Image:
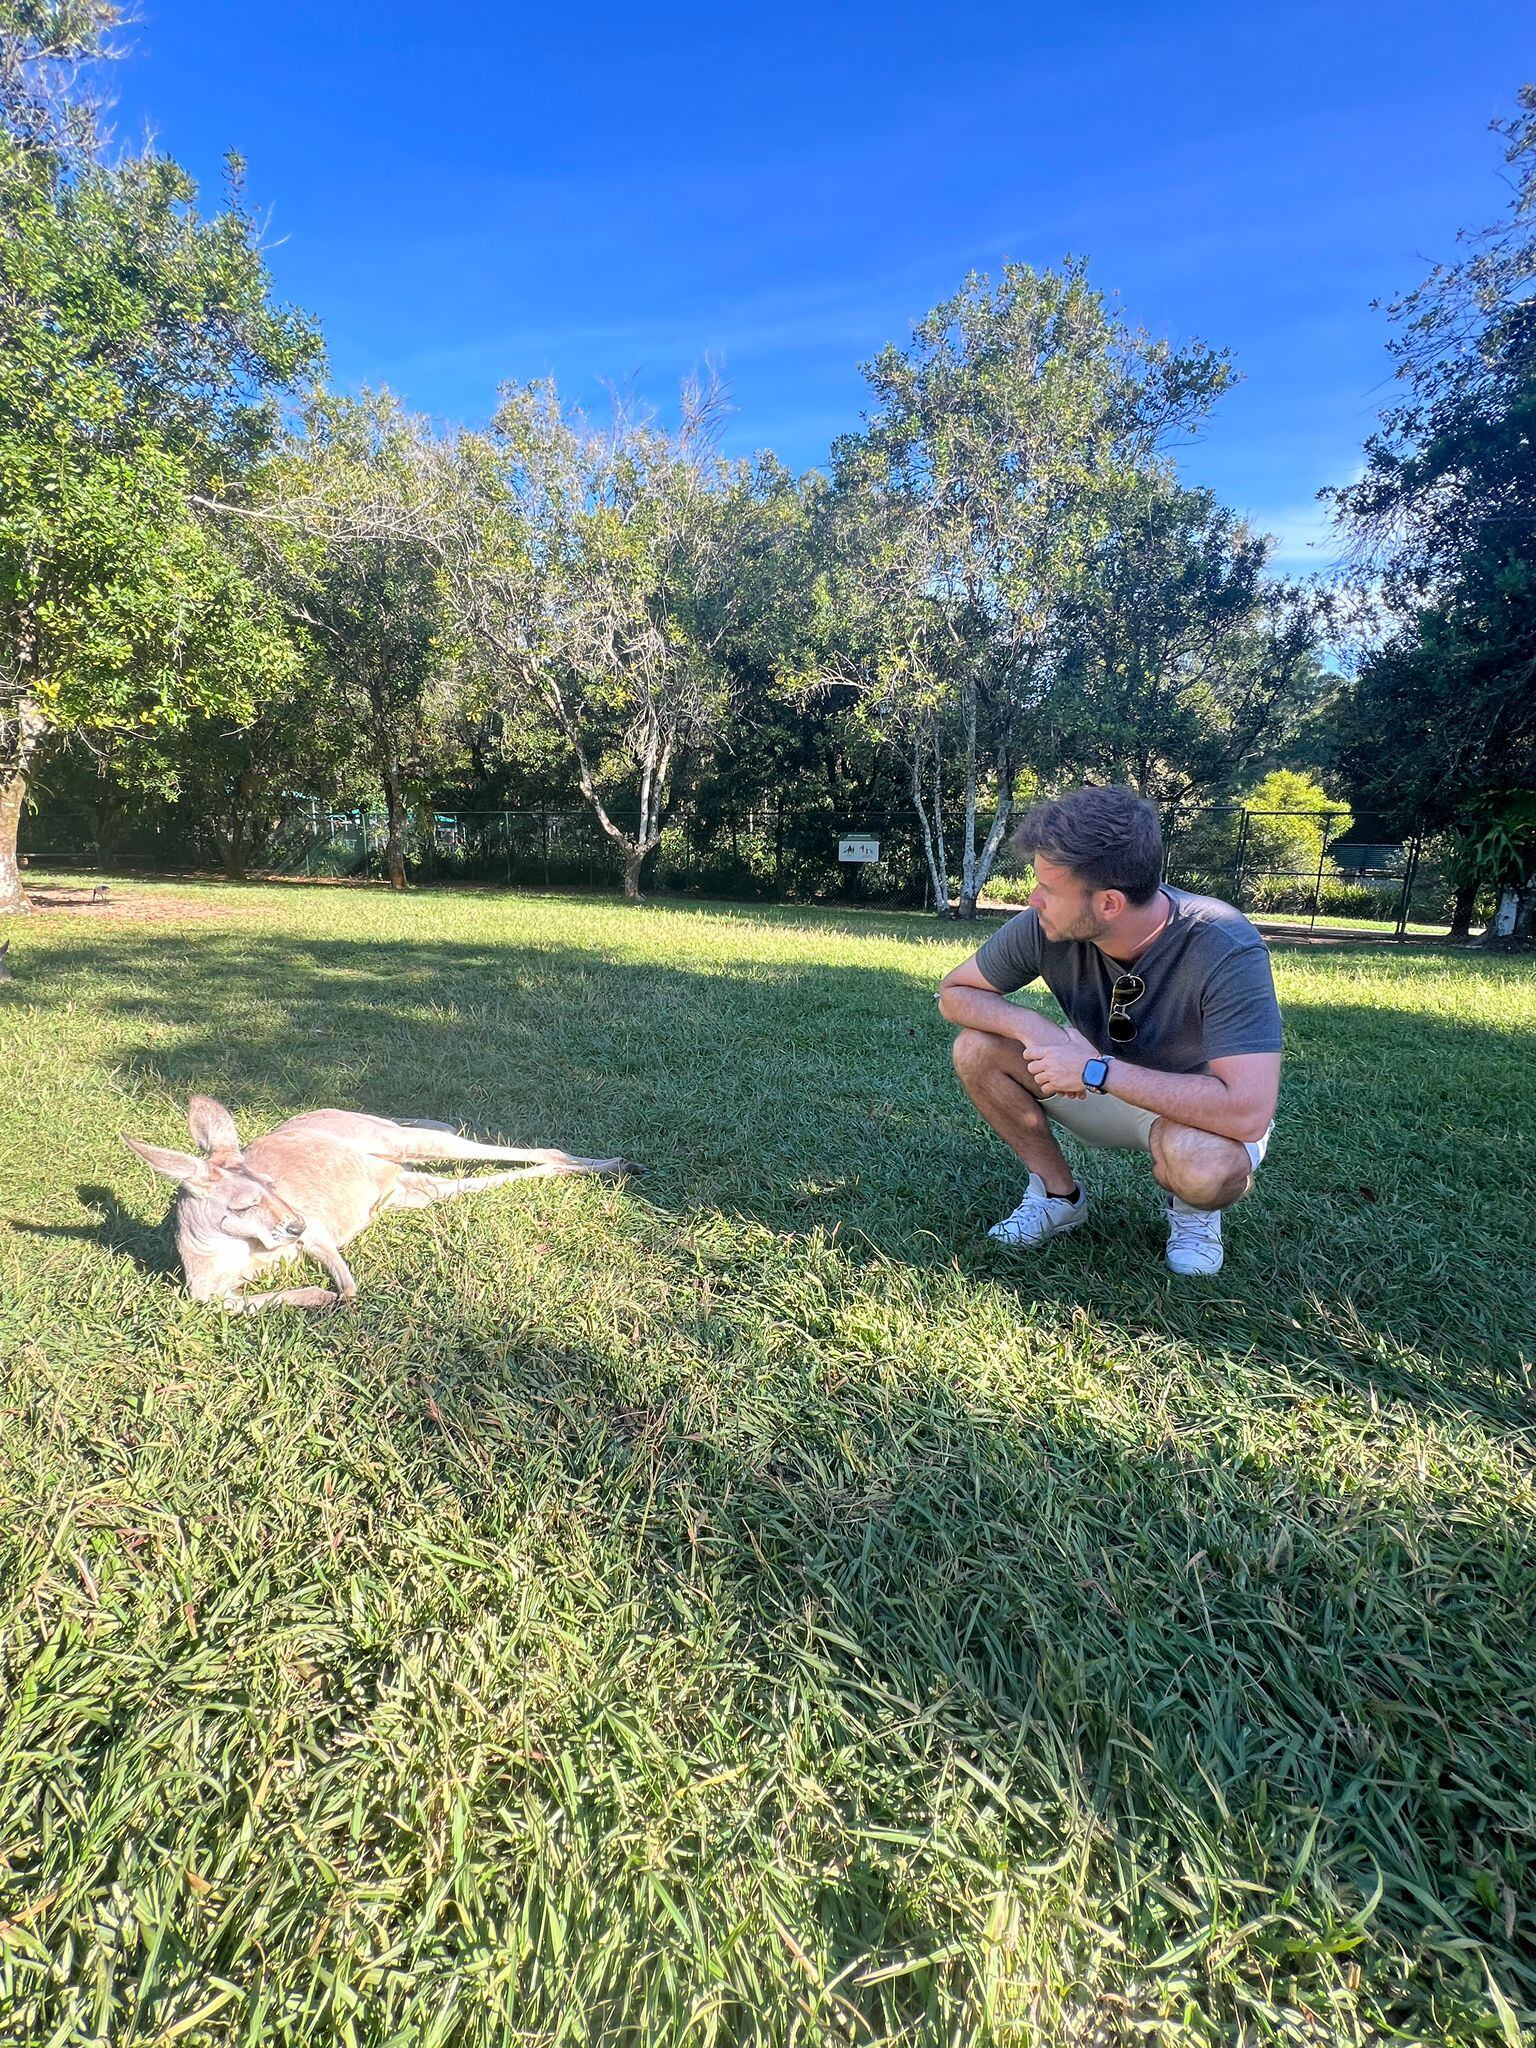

{"left": 1, "top": 878, "right": 1533, "bottom": 2047}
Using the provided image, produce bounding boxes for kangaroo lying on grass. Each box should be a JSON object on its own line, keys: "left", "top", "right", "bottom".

{"left": 125, "top": 1096, "right": 640, "bottom": 1311}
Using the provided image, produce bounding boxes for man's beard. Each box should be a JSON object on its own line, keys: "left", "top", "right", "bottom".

{"left": 1053, "top": 902, "right": 1109, "bottom": 943}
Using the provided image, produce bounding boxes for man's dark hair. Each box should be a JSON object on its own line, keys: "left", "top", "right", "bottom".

{"left": 1012, "top": 786, "right": 1164, "bottom": 904}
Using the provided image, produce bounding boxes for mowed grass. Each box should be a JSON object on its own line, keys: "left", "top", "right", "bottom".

{"left": 1, "top": 878, "right": 1533, "bottom": 2048}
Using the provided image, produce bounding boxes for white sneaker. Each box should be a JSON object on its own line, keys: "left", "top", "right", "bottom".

{"left": 1165, "top": 1197, "right": 1224, "bottom": 1275}
{"left": 988, "top": 1173, "right": 1088, "bottom": 1248}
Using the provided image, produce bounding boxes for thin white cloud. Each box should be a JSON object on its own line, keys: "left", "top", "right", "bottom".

{"left": 1246, "top": 465, "right": 1367, "bottom": 577}
{"left": 1252, "top": 500, "right": 1341, "bottom": 572}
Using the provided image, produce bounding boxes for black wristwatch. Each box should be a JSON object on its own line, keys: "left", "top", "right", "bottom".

{"left": 1082, "top": 1057, "right": 1111, "bottom": 1094}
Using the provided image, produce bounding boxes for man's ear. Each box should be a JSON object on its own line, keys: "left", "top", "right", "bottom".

{"left": 187, "top": 1095, "right": 240, "bottom": 1162}
{"left": 1098, "top": 888, "right": 1128, "bottom": 920}
{"left": 124, "top": 1135, "right": 212, "bottom": 1186}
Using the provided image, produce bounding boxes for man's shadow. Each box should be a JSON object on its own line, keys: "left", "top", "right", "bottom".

{"left": 12, "top": 1184, "right": 179, "bottom": 1279}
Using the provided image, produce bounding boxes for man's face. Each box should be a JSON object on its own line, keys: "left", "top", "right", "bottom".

{"left": 1028, "top": 855, "right": 1107, "bottom": 942}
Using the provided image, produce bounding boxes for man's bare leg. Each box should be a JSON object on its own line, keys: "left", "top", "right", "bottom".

{"left": 951, "top": 1025, "right": 1080, "bottom": 1199}
{"left": 1149, "top": 1118, "right": 1255, "bottom": 1277}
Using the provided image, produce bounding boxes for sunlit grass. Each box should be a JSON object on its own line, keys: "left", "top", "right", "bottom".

{"left": 1, "top": 877, "right": 1533, "bottom": 2045}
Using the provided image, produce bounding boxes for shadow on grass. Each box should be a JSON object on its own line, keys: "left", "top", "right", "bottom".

{"left": 11, "top": 1183, "right": 180, "bottom": 1278}
{"left": 353, "top": 1306, "right": 1536, "bottom": 2032}
{"left": 8, "top": 920, "right": 1534, "bottom": 1429}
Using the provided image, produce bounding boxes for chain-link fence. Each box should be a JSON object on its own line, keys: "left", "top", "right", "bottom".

{"left": 20, "top": 793, "right": 1476, "bottom": 937}
{"left": 1165, "top": 809, "right": 1457, "bottom": 938}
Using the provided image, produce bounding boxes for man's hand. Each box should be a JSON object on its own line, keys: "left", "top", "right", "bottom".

{"left": 1021, "top": 1031, "right": 1099, "bottom": 1098}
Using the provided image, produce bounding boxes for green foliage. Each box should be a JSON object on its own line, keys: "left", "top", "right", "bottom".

{"left": 1240, "top": 769, "right": 1353, "bottom": 881}
{"left": 1330, "top": 87, "right": 1536, "bottom": 847}
{"left": 255, "top": 389, "right": 456, "bottom": 884}
{"left": 0, "top": 1, "right": 321, "bottom": 900}
{"left": 1457, "top": 790, "right": 1536, "bottom": 892}
{"left": 829, "top": 261, "right": 1243, "bottom": 910}
{"left": 1052, "top": 473, "right": 1323, "bottom": 802}
{"left": 450, "top": 379, "right": 802, "bottom": 893}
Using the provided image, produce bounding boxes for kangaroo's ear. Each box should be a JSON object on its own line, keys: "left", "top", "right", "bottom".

{"left": 124, "top": 1135, "right": 211, "bottom": 1186}
{"left": 187, "top": 1095, "right": 240, "bottom": 1161}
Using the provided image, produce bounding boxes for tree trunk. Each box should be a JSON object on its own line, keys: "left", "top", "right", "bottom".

{"left": 0, "top": 768, "right": 31, "bottom": 914}
{"left": 959, "top": 675, "right": 979, "bottom": 916}
{"left": 215, "top": 818, "right": 248, "bottom": 881}
{"left": 217, "top": 770, "right": 270, "bottom": 882}
{"left": 622, "top": 841, "right": 647, "bottom": 901}
{"left": 1448, "top": 878, "right": 1477, "bottom": 940}
{"left": 908, "top": 732, "right": 949, "bottom": 917}
{"left": 383, "top": 767, "right": 409, "bottom": 890}
{"left": 1, "top": 688, "right": 48, "bottom": 915}
{"left": 967, "top": 750, "right": 1016, "bottom": 917}
{"left": 931, "top": 729, "right": 952, "bottom": 915}
{"left": 559, "top": 719, "right": 669, "bottom": 906}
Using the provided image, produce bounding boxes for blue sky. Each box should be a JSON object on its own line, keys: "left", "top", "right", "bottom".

{"left": 110, "top": 0, "right": 1530, "bottom": 574}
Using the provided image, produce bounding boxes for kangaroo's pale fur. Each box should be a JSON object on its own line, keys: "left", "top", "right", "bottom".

{"left": 125, "top": 1096, "right": 640, "bottom": 1311}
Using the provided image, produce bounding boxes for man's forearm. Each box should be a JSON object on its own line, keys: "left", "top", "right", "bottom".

{"left": 1104, "top": 1059, "right": 1269, "bottom": 1143}
{"left": 937, "top": 984, "right": 1073, "bottom": 1048}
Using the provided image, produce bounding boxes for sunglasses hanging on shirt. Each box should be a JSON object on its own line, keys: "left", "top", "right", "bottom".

{"left": 1107, "top": 972, "right": 1146, "bottom": 1044}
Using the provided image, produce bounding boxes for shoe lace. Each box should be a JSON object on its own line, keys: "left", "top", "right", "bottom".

{"left": 1168, "top": 1203, "right": 1218, "bottom": 1246}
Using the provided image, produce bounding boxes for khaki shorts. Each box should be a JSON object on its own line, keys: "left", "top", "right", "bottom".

{"left": 1041, "top": 1091, "right": 1273, "bottom": 1173}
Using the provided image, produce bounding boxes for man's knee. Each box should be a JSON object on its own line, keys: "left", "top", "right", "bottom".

{"left": 952, "top": 1029, "right": 1047, "bottom": 1111}
{"left": 1150, "top": 1120, "right": 1252, "bottom": 1209}
{"left": 952, "top": 1027, "right": 1004, "bottom": 1082}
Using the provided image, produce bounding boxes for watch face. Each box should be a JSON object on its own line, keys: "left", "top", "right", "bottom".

{"left": 1083, "top": 1058, "right": 1109, "bottom": 1090}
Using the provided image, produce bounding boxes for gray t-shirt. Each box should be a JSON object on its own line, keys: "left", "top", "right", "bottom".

{"left": 972, "top": 887, "right": 1282, "bottom": 1074}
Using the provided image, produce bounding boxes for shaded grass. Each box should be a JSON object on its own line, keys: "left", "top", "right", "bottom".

{"left": 1, "top": 878, "right": 1533, "bottom": 2045}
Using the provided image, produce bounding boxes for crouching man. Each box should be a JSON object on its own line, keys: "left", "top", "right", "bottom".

{"left": 938, "top": 786, "right": 1282, "bottom": 1276}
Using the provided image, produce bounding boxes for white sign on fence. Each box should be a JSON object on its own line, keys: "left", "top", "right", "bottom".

{"left": 838, "top": 837, "right": 881, "bottom": 863}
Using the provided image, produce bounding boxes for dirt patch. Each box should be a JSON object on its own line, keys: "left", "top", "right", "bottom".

{"left": 23, "top": 885, "right": 239, "bottom": 924}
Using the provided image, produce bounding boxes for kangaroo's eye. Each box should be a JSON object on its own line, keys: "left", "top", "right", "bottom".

{"left": 224, "top": 1186, "right": 261, "bottom": 1212}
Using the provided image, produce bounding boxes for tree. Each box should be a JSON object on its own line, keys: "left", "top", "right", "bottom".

{"left": 22, "top": 675, "right": 341, "bottom": 878}
{"left": 447, "top": 377, "right": 779, "bottom": 901}
{"left": 0, "top": 3, "right": 321, "bottom": 912}
{"left": 830, "top": 261, "right": 1233, "bottom": 916}
{"left": 1328, "top": 86, "right": 1536, "bottom": 937}
{"left": 248, "top": 390, "right": 456, "bottom": 890}
{"left": 1050, "top": 474, "right": 1323, "bottom": 806}
{"left": 174, "top": 687, "right": 353, "bottom": 880}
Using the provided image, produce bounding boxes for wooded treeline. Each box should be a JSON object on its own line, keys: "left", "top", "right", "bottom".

{"left": 3, "top": 8, "right": 1533, "bottom": 930}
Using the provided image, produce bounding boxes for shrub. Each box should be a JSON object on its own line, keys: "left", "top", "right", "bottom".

{"left": 1240, "top": 770, "right": 1353, "bottom": 882}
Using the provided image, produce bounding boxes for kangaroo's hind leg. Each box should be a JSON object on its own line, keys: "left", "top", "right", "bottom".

{"left": 385, "top": 1164, "right": 595, "bottom": 1212}
{"left": 384, "top": 1121, "right": 639, "bottom": 1175}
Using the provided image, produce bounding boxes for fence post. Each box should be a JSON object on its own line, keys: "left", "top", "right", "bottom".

{"left": 1308, "top": 814, "right": 1335, "bottom": 935}
{"left": 1394, "top": 826, "right": 1423, "bottom": 940}
{"left": 1231, "top": 807, "right": 1251, "bottom": 906}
